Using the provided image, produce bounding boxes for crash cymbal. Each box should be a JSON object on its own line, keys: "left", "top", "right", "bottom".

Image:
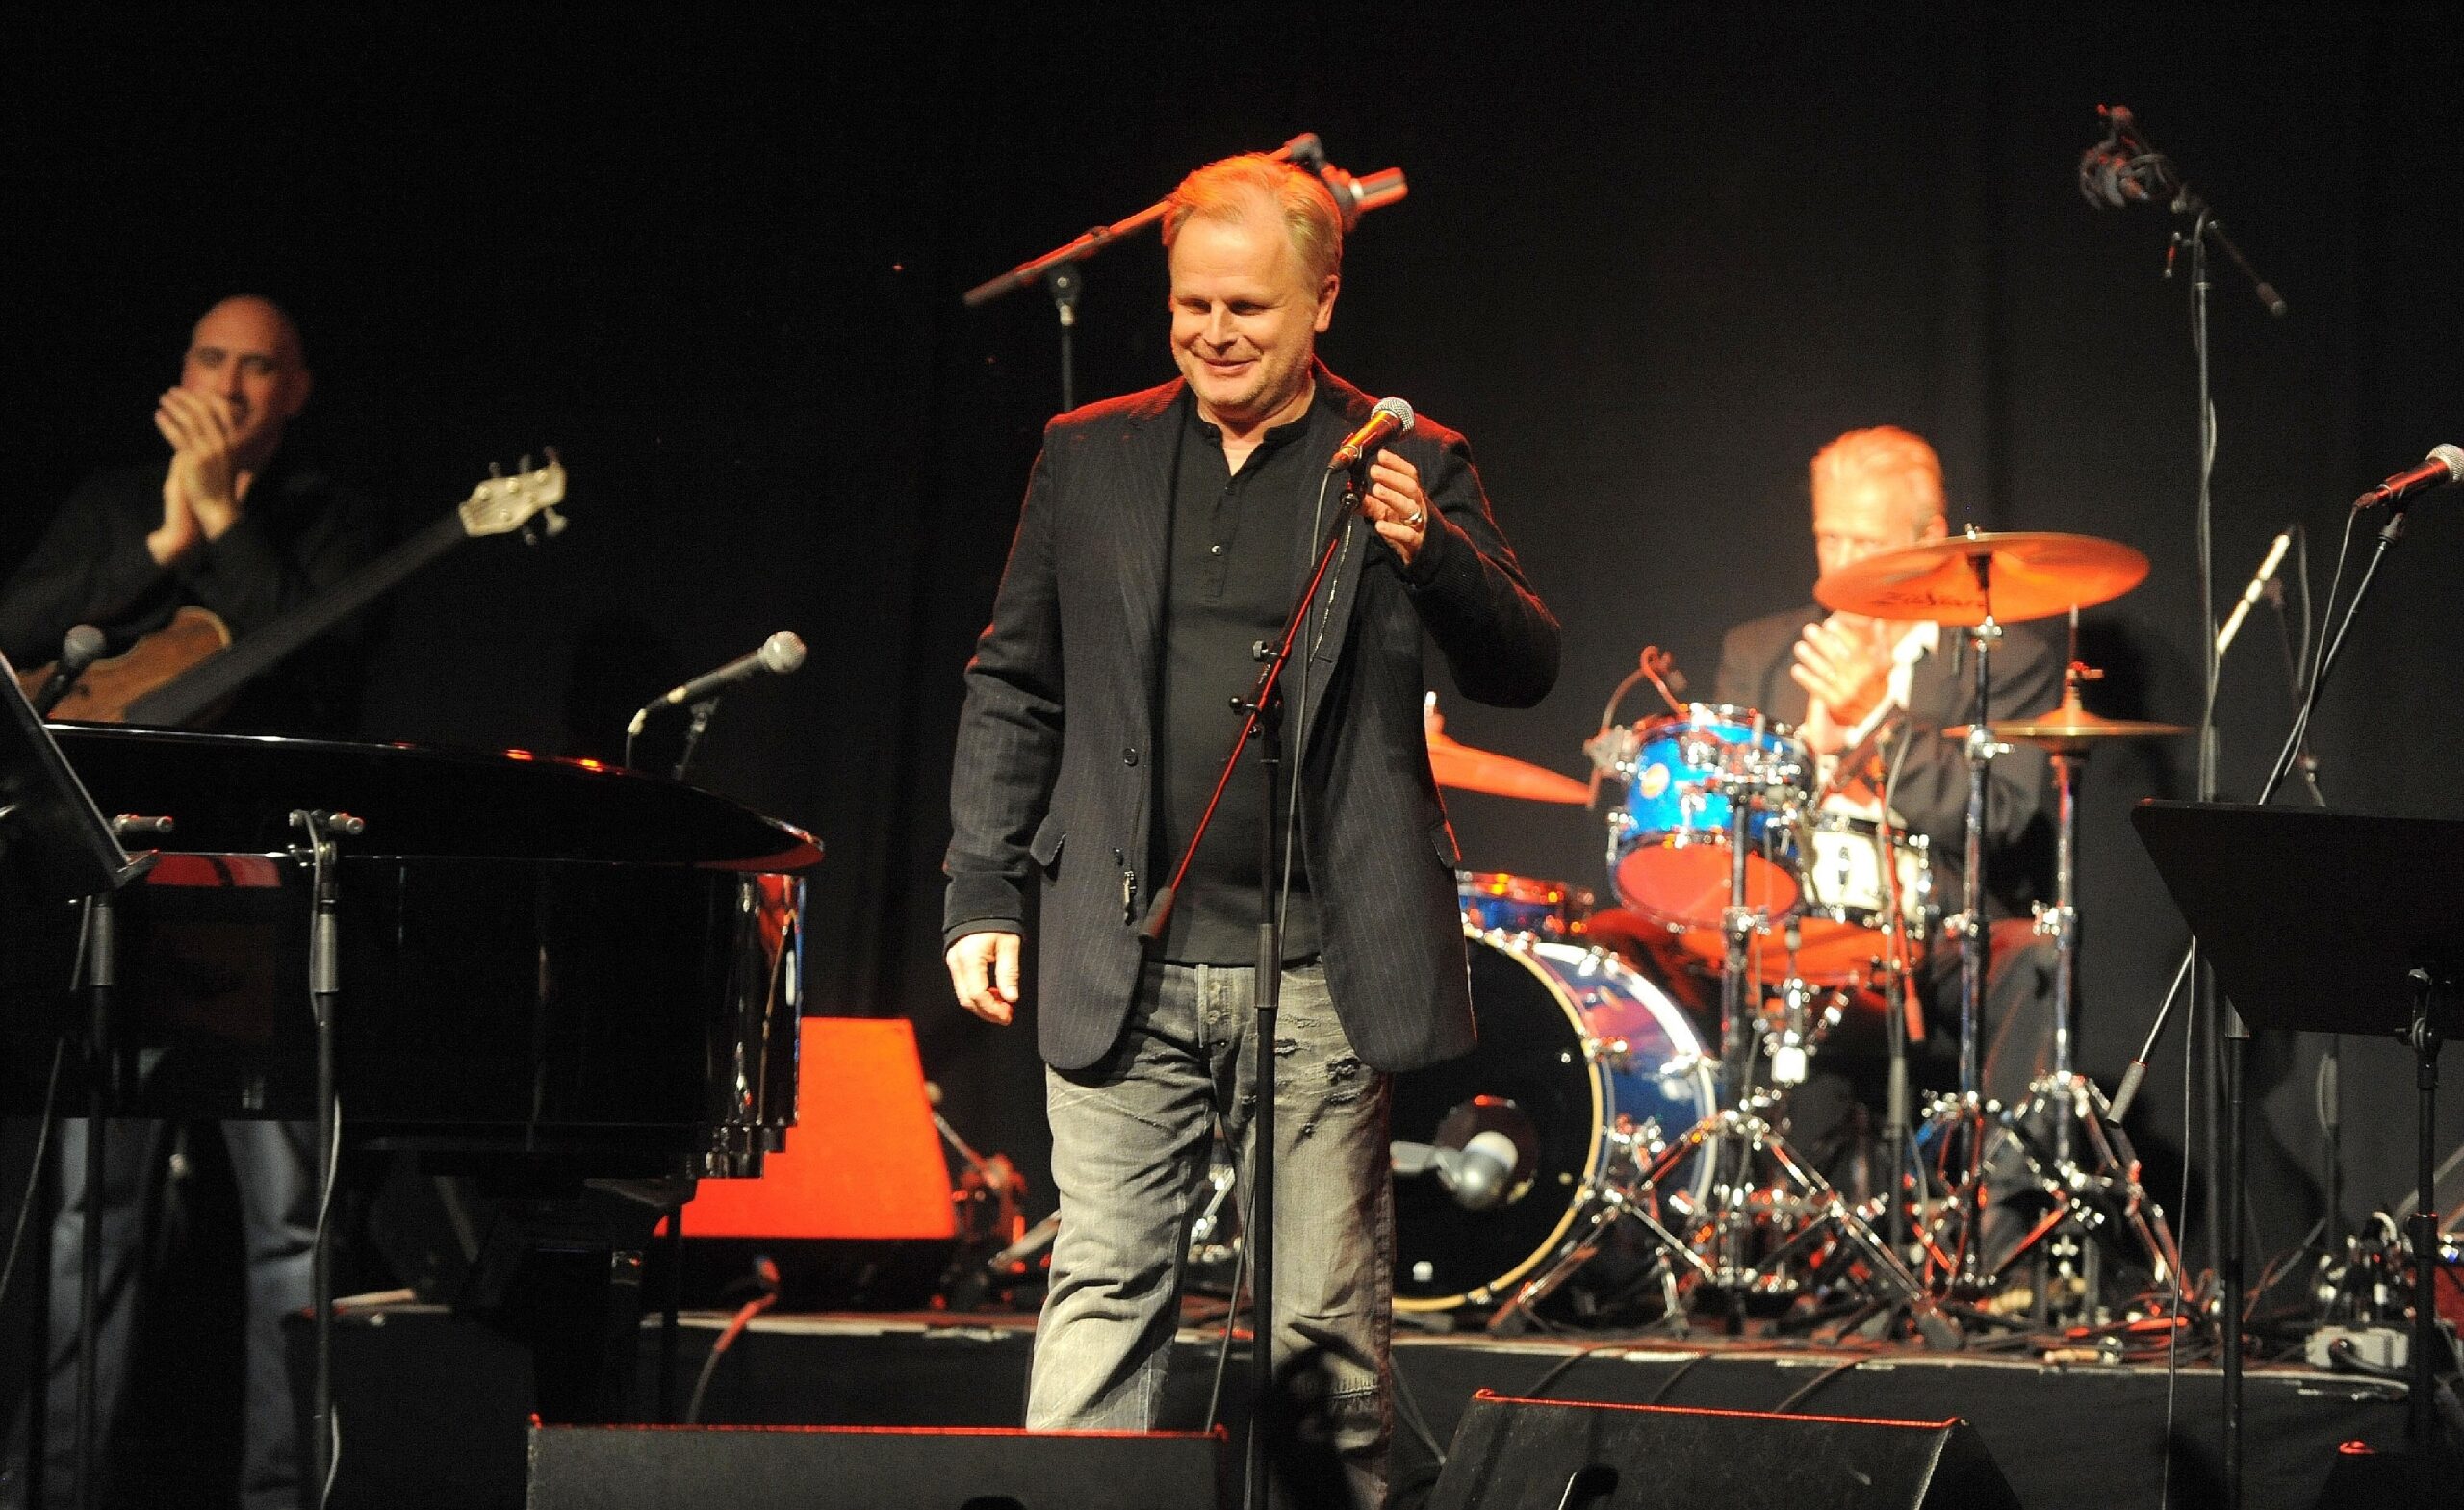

{"left": 1427, "top": 730, "right": 1592, "bottom": 803}
{"left": 1814, "top": 530, "right": 2149, "bottom": 625}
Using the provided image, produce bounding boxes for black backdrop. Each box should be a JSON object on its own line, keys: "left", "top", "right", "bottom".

{"left": 4, "top": 7, "right": 2460, "bottom": 1282}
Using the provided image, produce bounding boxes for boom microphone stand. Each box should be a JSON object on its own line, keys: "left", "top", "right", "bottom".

{"left": 962, "top": 135, "right": 1405, "bottom": 412}
{"left": 2081, "top": 102, "right": 2288, "bottom": 1509}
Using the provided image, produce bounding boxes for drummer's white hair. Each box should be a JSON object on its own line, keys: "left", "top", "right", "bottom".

{"left": 1810, "top": 426, "right": 1945, "bottom": 530}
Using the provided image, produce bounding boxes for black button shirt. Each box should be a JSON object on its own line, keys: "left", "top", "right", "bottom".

{"left": 1149, "top": 385, "right": 1350, "bottom": 963}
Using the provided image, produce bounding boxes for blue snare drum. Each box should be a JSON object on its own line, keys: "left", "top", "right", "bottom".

{"left": 1606, "top": 704, "right": 1810, "bottom": 931}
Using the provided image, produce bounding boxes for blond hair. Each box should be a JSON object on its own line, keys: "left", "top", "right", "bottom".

{"left": 1810, "top": 426, "right": 1945, "bottom": 529}
{"left": 1161, "top": 154, "right": 1343, "bottom": 289}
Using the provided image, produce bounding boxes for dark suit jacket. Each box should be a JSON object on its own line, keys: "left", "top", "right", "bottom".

{"left": 1714, "top": 603, "right": 2061, "bottom": 914}
{"left": 945, "top": 367, "right": 1559, "bottom": 1073}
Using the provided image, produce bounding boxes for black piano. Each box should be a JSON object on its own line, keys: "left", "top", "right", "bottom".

{"left": 2, "top": 726, "right": 821, "bottom": 1419}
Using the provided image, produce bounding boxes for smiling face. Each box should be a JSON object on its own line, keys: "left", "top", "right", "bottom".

{"left": 181, "top": 295, "right": 312, "bottom": 469}
{"left": 1167, "top": 195, "right": 1338, "bottom": 436}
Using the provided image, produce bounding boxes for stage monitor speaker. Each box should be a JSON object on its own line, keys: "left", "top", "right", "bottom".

{"left": 1425, "top": 1390, "right": 2019, "bottom": 1510}
{"left": 526, "top": 1421, "right": 1225, "bottom": 1510}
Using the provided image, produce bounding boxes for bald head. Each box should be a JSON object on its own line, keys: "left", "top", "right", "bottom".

{"left": 182, "top": 294, "right": 312, "bottom": 468}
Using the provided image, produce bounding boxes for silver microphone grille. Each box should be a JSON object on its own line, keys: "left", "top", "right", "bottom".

{"left": 2431, "top": 443, "right": 2464, "bottom": 483}
{"left": 1374, "top": 397, "right": 1416, "bottom": 435}
{"left": 760, "top": 631, "right": 808, "bottom": 675}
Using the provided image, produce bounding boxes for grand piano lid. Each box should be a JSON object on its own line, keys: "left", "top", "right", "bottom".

{"left": 46, "top": 726, "right": 823, "bottom": 869}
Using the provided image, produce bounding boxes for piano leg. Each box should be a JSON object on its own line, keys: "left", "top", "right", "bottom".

{"left": 462, "top": 1189, "right": 672, "bottom": 1424}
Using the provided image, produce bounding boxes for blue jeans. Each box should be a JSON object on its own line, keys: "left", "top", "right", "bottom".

{"left": 6, "top": 1118, "right": 316, "bottom": 1510}
{"left": 1030, "top": 960, "right": 1392, "bottom": 1510}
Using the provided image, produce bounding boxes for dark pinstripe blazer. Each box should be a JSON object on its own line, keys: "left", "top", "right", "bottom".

{"left": 944, "top": 368, "right": 1559, "bottom": 1073}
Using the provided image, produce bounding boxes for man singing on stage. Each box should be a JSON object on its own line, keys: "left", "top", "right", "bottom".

{"left": 943, "top": 154, "right": 1557, "bottom": 1507}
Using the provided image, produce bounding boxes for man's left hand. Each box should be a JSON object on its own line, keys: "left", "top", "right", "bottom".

{"left": 1361, "top": 452, "right": 1432, "bottom": 569}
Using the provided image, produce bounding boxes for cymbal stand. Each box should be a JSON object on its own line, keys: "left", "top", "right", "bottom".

{"left": 1914, "top": 541, "right": 2003, "bottom": 1297}
{"left": 1489, "top": 736, "right": 1953, "bottom": 1343}
{"left": 1993, "top": 687, "right": 2185, "bottom": 1323}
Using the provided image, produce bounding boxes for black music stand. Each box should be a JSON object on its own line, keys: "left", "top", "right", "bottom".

{"left": 0, "top": 654, "right": 149, "bottom": 1510}
{"left": 0, "top": 653, "right": 143, "bottom": 901}
{"left": 2133, "top": 800, "right": 2462, "bottom": 1478}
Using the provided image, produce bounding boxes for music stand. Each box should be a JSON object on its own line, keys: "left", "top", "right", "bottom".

{"left": 2132, "top": 799, "right": 2462, "bottom": 1473}
{"left": 0, "top": 653, "right": 149, "bottom": 1510}
{"left": 0, "top": 653, "right": 144, "bottom": 901}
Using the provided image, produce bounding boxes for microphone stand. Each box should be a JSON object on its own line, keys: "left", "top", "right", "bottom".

{"left": 2086, "top": 118, "right": 2289, "bottom": 1503}
{"left": 673, "top": 698, "right": 721, "bottom": 782}
{"left": 962, "top": 134, "right": 1333, "bottom": 415}
{"left": 2109, "top": 504, "right": 2410, "bottom": 1505}
{"left": 1140, "top": 463, "right": 1360, "bottom": 1510}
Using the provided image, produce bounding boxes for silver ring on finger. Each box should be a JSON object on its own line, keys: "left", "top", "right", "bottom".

{"left": 1406, "top": 508, "right": 1424, "bottom": 527}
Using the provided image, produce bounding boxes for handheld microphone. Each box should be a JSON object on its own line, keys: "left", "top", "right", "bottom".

{"left": 2215, "top": 529, "right": 2294, "bottom": 656}
{"left": 32, "top": 625, "right": 106, "bottom": 718}
{"left": 628, "top": 631, "right": 807, "bottom": 735}
{"left": 2353, "top": 445, "right": 2464, "bottom": 509}
{"left": 1329, "top": 397, "right": 1415, "bottom": 471}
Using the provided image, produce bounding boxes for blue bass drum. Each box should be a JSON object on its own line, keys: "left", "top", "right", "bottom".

{"left": 1392, "top": 932, "right": 1716, "bottom": 1312}
{"left": 1604, "top": 704, "right": 1810, "bottom": 931}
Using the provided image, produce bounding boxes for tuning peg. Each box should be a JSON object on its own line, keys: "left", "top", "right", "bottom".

{"left": 544, "top": 445, "right": 562, "bottom": 467}
{"left": 518, "top": 453, "right": 533, "bottom": 473}
{"left": 488, "top": 460, "right": 504, "bottom": 480}
{"left": 543, "top": 506, "right": 570, "bottom": 537}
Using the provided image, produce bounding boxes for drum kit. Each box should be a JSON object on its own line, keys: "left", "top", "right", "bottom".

{"left": 1394, "top": 529, "right": 2192, "bottom": 1340}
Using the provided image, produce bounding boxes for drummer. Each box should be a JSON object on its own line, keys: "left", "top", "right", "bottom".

{"left": 1711, "top": 427, "right": 2061, "bottom": 1152}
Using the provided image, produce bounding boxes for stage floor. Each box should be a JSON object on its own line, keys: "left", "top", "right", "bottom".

{"left": 325, "top": 1304, "right": 2413, "bottom": 1509}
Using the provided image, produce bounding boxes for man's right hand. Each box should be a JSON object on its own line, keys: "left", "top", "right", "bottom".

{"left": 945, "top": 931, "right": 1022, "bottom": 1025}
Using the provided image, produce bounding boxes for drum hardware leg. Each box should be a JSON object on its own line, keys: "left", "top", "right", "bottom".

{"left": 1485, "top": 1178, "right": 1704, "bottom": 1338}
{"left": 1986, "top": 1071, "right": 2185, "bottom": 1329}
{"left": 1559, "top": 1099, "right": 1958, "bottom": 1344}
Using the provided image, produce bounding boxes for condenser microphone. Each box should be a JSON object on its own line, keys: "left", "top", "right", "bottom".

{"left": 2077, "top": 105, "right": 2161, "bottom": 210}
{"left": 1329, "top": 397, "right": 1414, "bottom": 471}
{"left": 32, "top": 624, "right": 106, "bottom": 717}
{"left": 2353, "top": 445, "right": 2464, "bottom": 509}
{"left": 2214, "top": 530, "right": 2293, "bottom": 657}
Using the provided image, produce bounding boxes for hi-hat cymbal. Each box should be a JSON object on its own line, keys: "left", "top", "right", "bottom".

{"left": 1815, "top": 530, "right": 2149, "bottom": 625}
{"left": 1948, "top": 703, "right": 2191, "bottom": 751}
